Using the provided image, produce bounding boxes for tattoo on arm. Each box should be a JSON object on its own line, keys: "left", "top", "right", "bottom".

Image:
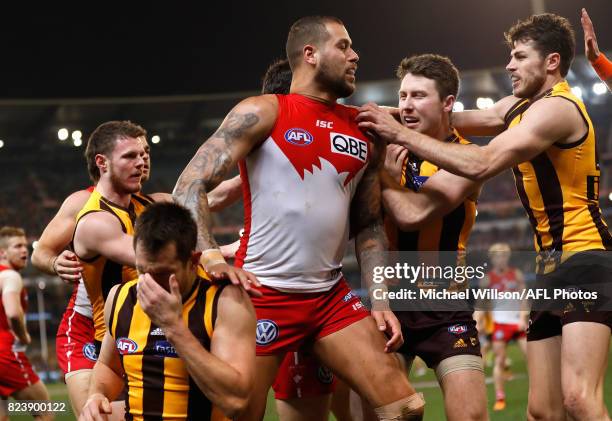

{"left": 173, "top": 111, "right": 259, "bottom": 250}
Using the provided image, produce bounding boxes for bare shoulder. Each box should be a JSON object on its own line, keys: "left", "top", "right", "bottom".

{"left": 522, "top": 95, "right": 584, "bottom": 139}
{"left": 60, "top": 189, "right": 92, "bottom": 218}
{"left": 217, "top": 284, "right": 255, "bottom": 317}
{"left": 0, "top": 269, "right": 23, "bottom": 291}
{"left": 231, "top": 95, "right": 279, "bottom": 127}
{"left": 76, "top": 211, "right": 123, "bottom": 238}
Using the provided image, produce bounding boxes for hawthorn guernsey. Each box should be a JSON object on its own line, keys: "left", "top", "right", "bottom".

{"left": 235, "top": 94, "right": 370, "bottom": 292}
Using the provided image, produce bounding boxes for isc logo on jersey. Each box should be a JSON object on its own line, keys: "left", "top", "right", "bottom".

{"left": 285, "top": 128, "right": 314, "bottom": 146}
{"left": 330, "top": 132, "right": 367, "bottom": 162}
{"left": 116, "top": 337, "right": 138, "bottom": 355}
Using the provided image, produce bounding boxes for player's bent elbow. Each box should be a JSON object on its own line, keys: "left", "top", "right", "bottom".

{"left": 218, "top": 394, "right": 249, "bottom": 418}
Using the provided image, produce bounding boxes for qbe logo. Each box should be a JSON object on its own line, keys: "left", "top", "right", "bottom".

{"left": 448, "top": 324, "right": 468, "bottom": 335}
{"left": 256, "top": 319, "right": 279, "bottom": 346}
{"left": 330, "top": 132, "right": 367, "bottom": 162}
{"left": 284, "top": 128, "right": 314, "bottom": 146}
{"left": 116, "top": 337, "right": 138, "bottom": 355}
{"left": 82, "top": 342, "right": 98, "bottom": 362}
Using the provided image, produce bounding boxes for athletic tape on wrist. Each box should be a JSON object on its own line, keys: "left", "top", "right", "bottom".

{"left": 592, "top": 53, "right": 612, "bottom": 81}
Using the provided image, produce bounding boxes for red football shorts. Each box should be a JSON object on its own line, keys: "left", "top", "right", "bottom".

{"left": 492, "top": 322, "right": 526, "bottom": 343}
{"left": 251, "top": 278, "right": 369, "bottom": 355}
{"left": 56, "top": 309, "right": 97, "bottom": 378}
{"left": 273, "top": 351, "right": 336, "bottom": 399}
{"left": 0, "top": 346, "right": 40, "bottom": 397}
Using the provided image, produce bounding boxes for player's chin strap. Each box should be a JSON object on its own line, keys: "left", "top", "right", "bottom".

{"left": 374, "top": 392, "right": 425, "bottom": 420}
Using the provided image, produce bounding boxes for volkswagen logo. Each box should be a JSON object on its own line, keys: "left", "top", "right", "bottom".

{"left": 256, "top": 319, "right": 279, "bottom": 346}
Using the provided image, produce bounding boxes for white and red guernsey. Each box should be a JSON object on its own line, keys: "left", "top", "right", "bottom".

{"left": 235, "top": 94, "right": 371, "bottom": 292}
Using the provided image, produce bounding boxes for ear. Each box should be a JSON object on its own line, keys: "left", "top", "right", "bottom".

{"left": 95, "top": 154, "right": 108, "bottom": 174}
{"left": 190, "top": 251, "right": 202, "bottom": 267}
{"left": 443, "top": 95, "right": 455, "bottom": 114}
{"left": 546, "top": 52, "right": 561, "bottom": 73}
{"left": 303, "top": 44, "right": 317, "bottom": 66}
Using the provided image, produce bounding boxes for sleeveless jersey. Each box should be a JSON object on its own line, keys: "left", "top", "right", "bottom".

{"left": 388, "top": 132, "right": 477, "bottom": 328}
{"left": 488, "top": 268, "right": 522, "bottom": 325}
{"left": 506, "top": 80, "right": 612, "bottom": 271}
{"left": 109, "top": 277, "right": 228, "bottom": 421}
{"left": 236, "top": 94, "right": 370, "bottom": 292}
{"left": 72, "top": 189, "right": 153, "bottom": 341}
{"left": 0, "top": 264, "right": 28, "bottom": 345}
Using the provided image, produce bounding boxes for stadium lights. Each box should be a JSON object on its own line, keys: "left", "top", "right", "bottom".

{"left": 593, "top": 82, "right": 607, "bottom": 95}
{"left": 151, "top": 135, "right": 161, "bottom": 144}
{"left": 453, "top": 101, "right": 464, "bottom": 112}
{"left": 571, "top": 86, "right": 583, "bottom": 100}
{"left": 609, "top": 192, "right": 612, "bottom": 202}
{"left": 476, "top": 97, "right": 494, "bottom": 110}
{"left": 0, "top": 140, "right": 4, "bottom": 149}
{"left": 58, "top": 128, "right": 69, "bottom": 141}
{"left": 71, "top": 130, "right": 82, "bottom": 141}
{"left": 73, "top": 138, "right": 82, "bottom": 147}
{"left": 32, "top": 240, "right": 38, "bottom": 249}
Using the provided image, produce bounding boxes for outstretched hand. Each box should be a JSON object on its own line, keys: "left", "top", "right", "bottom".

{"left": 581, "top": 8, "right": 600, "bottom": 63}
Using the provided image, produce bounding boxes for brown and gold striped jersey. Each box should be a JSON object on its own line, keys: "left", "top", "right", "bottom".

{"left": 72, "top": 189, "right": 153, "bottom": 341}
{"left": 109, "top": 277, "right": 229, "bottom": 421}
{"left": 506, "top": 81, "right": 612, "bottom": 263}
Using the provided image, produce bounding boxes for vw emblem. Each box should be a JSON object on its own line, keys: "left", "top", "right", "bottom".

{"left": 256, "top": 319, "right": 279, "bottom": 346}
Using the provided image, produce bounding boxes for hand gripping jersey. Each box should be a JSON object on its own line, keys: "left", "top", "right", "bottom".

{"left": 0, "top": 264, "right": 28, "bottom": 346}
{"left": 72, "top": 189, "right": 153, "bottom": 341}
{"left": 506, "top": 81, "right": 612, "bottom": 262}
{"left": 235, "top": 94, "right": 370, "bottom": 292}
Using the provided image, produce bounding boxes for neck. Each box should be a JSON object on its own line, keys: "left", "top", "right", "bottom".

{"left": 96, "top": 178, "right": 132, "bottom": 208}
{"left": 181, "top": 272, "right": 198, "bottom": 301}
{"left": 426, "top": 120, "right": 454, "bottom": 143}
{"left": 290, "top": 72, "right": 338, "bottom": 105}
{"left": 530, "top": 74, "right": 564, "bottom": 100}
{"left": 0, "top": 259, "right": 16, "bottom": 270}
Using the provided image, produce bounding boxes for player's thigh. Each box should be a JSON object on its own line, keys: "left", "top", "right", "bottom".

{"left": 64, "top": 369, "right": 92, "bottom": 415}
{"left": 438, "top": 358, "right": 487, "bottom": 421}
{"left": 275, "top": 395, "right": 331, "bottom": 421}
{"left": 12, "top": 380, "right": 49, "bottom": 401}
{"left": 313, "top": 315, "right": 414, "bottom": 407}
{"left": 561, "top": 322, "right": 610, "bottom": 398}
{"left": 526, "top": 336, "right": 564, "bottom": 419}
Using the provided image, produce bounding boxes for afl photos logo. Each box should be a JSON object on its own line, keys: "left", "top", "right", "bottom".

{"left": 284, "top": 128, "right": 314, "bottom": 146}
{"left": 256, "top": 319, "right": 279, "bottom": 345}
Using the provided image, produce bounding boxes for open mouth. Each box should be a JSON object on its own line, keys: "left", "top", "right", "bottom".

{"left": 403, "top": 116, "right": 419, "bottom": 127}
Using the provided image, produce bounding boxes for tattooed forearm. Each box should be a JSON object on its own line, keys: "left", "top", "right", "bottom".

{"left": 351, "top": 163, "right": 388, "bottom": 289}
{"left": 173, "top": 110, "right": 260, "bottom": 250}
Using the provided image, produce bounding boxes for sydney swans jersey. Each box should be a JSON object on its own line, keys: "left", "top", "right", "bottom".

{"left": 236, "top": 94, "right": 370, "bottom": 292}
{"left": 488, "top": 268, "right": 522, "bottom": 325}
{"left": 0, "top": 265, "right": 28, "bottom": 345}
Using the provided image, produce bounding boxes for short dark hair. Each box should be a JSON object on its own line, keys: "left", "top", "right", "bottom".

{"left": 133, "top": 202, "right": 197, "bottom": 263}
{"left": 0, "top": 226, "right": 25, "bottom": 249}
{"left": 261, "top": 59, "right": 292, "bottom": 94}
{"left": 396, "top": 54, "right": 459, "bottom": 100}
{"left": 505, "top": 13, "right": 575, "bottom": 77}
{"left": 85, "top": 120, "right": 147, "bottom": 183}
{"left": 286, "top": 15, "right": 344, "bottom": 71}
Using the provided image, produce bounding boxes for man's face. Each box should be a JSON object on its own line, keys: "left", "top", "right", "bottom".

{"left": 1, "top": 236, "right": 28, "bottom": 271}
{"left": 398, "top": 73, "right": 450, "bottom": 138}
{"left": 490, "top": 251, "right": 511, "bottom": 270}
{"left": 136, "top": 242, "right": 194, "bottom": 294}
{"left": 314, "top": 22, "right": 359, "bottom": 98}
{"left": 139, "top": 136, "right": 151, "bottom": 183}
{"left": 104, "top": 137, "right": 145, "bottom": 194}
{"left": 506, "top": 39, "right": 547, "bottom": 98}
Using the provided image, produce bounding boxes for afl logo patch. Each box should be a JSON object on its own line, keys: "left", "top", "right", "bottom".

{"left": 256, "top": 319, "right": 279, "bottom": 345}
{"left": 284, "top": 128, "right": 314, "bottom": 146}
{"left": 82, "top": 342, "right": 98, "bottom": 362}
{"left": 116, "top": 337, "right": 138, "bottom": 355}
{"left": 317, "top": 366, "right": 334, "bottom": 384}
{"left": 448, "top": 324, "right": 468, "bottom": 335}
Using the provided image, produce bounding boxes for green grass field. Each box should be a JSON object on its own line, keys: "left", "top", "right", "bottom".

{"left": 8, "top": 344, "right": 612, "bottom": 420}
